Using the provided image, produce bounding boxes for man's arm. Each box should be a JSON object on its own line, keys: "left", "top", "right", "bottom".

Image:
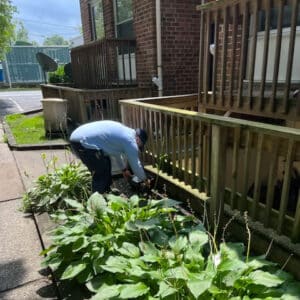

{"left": 125, "top": 146, "right": 147, "bottom": 181}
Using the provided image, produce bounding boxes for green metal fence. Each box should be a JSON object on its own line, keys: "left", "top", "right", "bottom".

{"left": 3, "top": 46, "right": 70, "bottom": 84}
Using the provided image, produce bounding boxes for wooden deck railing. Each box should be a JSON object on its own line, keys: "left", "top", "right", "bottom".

{"left": 41, "top": 84, "right": 151, "bottom": 125}
{"left": 120, "top": 96, "right": 300, "bottom": 243}
{"left": 196, "top": 0, "right": 300, "bottom": 121}
{"left": 71, "top": 38, "right": 136, "bottom": 89}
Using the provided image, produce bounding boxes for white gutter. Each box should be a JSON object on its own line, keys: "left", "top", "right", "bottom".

{"left": 153, "top": 0, "right": 163, "bottom": 96}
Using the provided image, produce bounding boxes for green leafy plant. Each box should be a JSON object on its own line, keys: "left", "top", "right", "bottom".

{"left": 42, "top": 193, "right": 300, "bottom": 299}
{"left": 49, "top": 65, "right": 71, "bottom": 83}
{"left": 22, "top": 157, "right": 91, "bottom": 213}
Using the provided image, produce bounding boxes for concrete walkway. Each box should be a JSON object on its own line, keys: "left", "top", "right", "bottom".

{"left": 0, "top": 123, "right": 73, "bottom": 300}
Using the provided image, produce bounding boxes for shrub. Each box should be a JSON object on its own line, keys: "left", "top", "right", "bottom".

{"left": 22, "top": 156, "right": 91, "bottom": 213}
{"left": 42, "top": 193, "right": 300, "bottom": 299}
{"left": 49, "top": 65, "right": 71, "bottom": 84}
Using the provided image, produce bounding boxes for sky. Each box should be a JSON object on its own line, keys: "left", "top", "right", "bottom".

{"left": 11, "top": 0, "right": 82, "bottom": 45}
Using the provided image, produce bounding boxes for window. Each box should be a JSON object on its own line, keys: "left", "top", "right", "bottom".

{"left": 90, "top": 0, "right": 105, "bottom": 40}
{"left": 114, "top": 0, "right": 134, "bottom": 39}
{"left": 258, "top": 4, "right": 300, "bottom": 32}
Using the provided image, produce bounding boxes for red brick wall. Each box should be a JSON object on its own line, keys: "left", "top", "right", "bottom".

{"left": 80, "top": 0, "right": 202, "bottom": 95}
{"left": 161, "top": 0, "right": 200, "bottom": 95}
{"left": 132, "top": 0, "right": 157, "bottom": 89}
{"left": 80, "top": 0, "right": 92, "bottom": 43}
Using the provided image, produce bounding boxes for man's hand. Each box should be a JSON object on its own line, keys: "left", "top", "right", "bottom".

{"left": 122, "top": 168, "right": 132, "bottom": 181}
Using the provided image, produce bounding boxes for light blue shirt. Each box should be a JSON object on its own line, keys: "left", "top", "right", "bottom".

{"left": 70, "top": 121, "right": 146, "bottom": 180}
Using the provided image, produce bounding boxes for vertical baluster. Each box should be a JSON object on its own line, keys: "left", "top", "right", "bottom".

{"left": 248, "top": 0, "right": 258, "bottom": 109}
{"left": 177, "top": 116, "right": 182, "bottom": 177}
{"left": 210, "top": 124, "right": 227, "bottom": 228}
{"left": 283, "top": 0, "right": 299, "bottom": 113}
{"left": 264, "top": 138, "right": 279, "bottom": 227}
{"left": 259, "top": 0, "right": 271, "bottom": 110}
{"left": 238, "top": 1, "right": 250, "bottom": 108}
{"left": 164, "top": 113, "right": 169, "bottom": 156}
{"left": 212, "top": 10, "right": 219, "bottom": 104}
{"left": 204, "top": 12, "right": 212, "bottom": 105}
{"left": 198, "top": 121, "right": 204, "bottom": 191}
{"left": 221, "top": 6, "right": 228, "bottom": 104}
{"left": 159, "top": 112, "right": 163, "bottom": 158}
{"left": 154, "top": 111, "right": 158, "bottom": 160}
{"left": 191, "top": 119, "right": 196, "bottom": 187}
{"left": 198, "top": 10, "right": 205, "bottom": 108}
{"left": 240, "top": 130, "right": 252, "bottom": 211}
{"left": 184, "top": 118, "right": 189, "bottom": 183}
{"left": 230, "top": 127, "right": 241, "bottom": 208}
{"left": 271, "top": 0, "right": 284, "bottom": 112}
{"left": 229, "top": 4, "right": 237, "bottom": 107}
{"left": 148, "top": 110, "right": 154, "bottom": 165}
{"left": 171, "top": 115, "right": 176, "bottom": 177}
{"left": 206, "top": 124, "right": 212, "bottom": 196}
{"left": 252, "top": 133, "right": 264, "bottom": 219}
{"left": 277, "top": 139, "right": 295, "bottom": 234}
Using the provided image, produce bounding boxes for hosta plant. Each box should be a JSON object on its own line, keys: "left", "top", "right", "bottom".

{"left": 22, "top": 158, "right": 91, "bottom": 213}
{"left": 42, "top": 193, "right": 300, "bottom": 299}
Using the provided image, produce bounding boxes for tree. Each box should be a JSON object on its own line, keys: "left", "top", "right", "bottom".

{"left": 14, "top": 21, "right": 38, "bottom": 46}
{"left": 0, "top": 0, "right": 16, "bottom": 59}
{"left": 43, "top": 35, "right": 69, "bottom": 46}
{"left": 15, "top": 21, "right": 29, "bottom": 42}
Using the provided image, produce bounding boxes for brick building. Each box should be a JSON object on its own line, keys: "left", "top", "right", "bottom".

{"left": 79, "top": 0, "right": 201, "bottom": 96}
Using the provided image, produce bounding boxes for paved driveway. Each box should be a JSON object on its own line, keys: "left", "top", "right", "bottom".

{"left": 0, "top": 90, "right": 42, "bottom": 119}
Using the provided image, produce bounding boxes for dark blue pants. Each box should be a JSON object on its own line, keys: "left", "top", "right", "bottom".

{"left": 70, "top": 142, "right": 112, "bottom": 193}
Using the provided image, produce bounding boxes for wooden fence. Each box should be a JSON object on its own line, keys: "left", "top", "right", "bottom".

{"left": 71, "top": 39, "right": 136, "bottom": 89}
{"left": 41, "top": 84, "right": 151, "bottom": 125}
{"left": 197, "top": 0, "right": 300, "bottom": 121}
{"left": 120, "top": 96, "right": 300, "bottom": 244}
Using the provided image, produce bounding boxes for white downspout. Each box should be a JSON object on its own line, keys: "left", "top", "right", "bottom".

{"left": 154, "top": 0, "right": 163, "bottom": 96}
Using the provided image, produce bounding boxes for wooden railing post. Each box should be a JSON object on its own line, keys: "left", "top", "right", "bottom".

{"left": 78, "top": 93, "right": 88, "bottom": 124}
{"left": 209, "top": 124, "right": 227, "bottom": 229}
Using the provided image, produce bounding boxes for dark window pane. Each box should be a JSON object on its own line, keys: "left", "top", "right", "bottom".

{"left": 258, "top": 4, "right": 300, "bottom": 31}
{"left": 117, "top": 20, "right": 135, "bottom": 39}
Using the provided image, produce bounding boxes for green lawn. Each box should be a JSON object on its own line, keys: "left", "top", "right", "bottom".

{"left": 5, "top": 113, "right": 64, "bottom": 144}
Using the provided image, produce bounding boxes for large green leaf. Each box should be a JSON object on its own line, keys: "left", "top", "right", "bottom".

{"left": 189, "top": 230, "right": 208, "bottom": 250}
{"left": 134, "top": 218, "right": 160, "bottom": 230}
{"left": 187, "top": 277, "right": 212, "bottom": 298}
{"left": 72, "top": 236, "right": 89, "bottom": 252}
{"left": 129, "top": 195, "right": 140, "bottom": 207}
{"left": 248, "top": 270, "right": 284, "bottom": 288}
{"left": 184, "top": 246, "right": 205, "bottom": 267}
{"left": 101, "top": 256, "right": 128, "bottom": 273}
{"left": 61, "top": 261, "right": 87, "bottom": 280}
{"left": 119, "top": 282, "right": 149, "bottom": 299}
{"left": 165, "top": 266, "right": 189, "bottom": 280}
{"left": 247, "top": 256, "right": 277, "bottom": 271}
{"left": 220, "top": 243, "right": 245, "bottom": 260}
{"left": 148, "top": 228, "right": 169, "bottom": 246}
{"left": 107, "top": 194, "right": 129, "bottom": 210}
{"left": 117, "top": 242, "right": 140, "bottom": 258}
{"left": 150, "top": 198, "right": 181, "bottom": 208}
{"left": 155, "top": 281, "right": 178, "bottom": 298}
{"left": 63, "top": 198, "right": 84, "bottom": 210}
{"left": 168, "top": 235, "right": 188, "bottom": 254}
{"left": 90, "top": 284, "right": 120, "bottom": 300}
{"left": 87, "top": 193, "right": 107, "bottom": 214}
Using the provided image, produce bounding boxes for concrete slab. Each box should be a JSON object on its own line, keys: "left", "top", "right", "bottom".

{"left": 0, "top": 199, "right": 44, "bottom": 291}
{"left": 0, "top": 278, "right": 57, "bottom": 300}
{"left": 0, "top": 144, "right": 24, "bottom": 201}
{"left": 35, "top": 213, "right": 56, "bottom": 250}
